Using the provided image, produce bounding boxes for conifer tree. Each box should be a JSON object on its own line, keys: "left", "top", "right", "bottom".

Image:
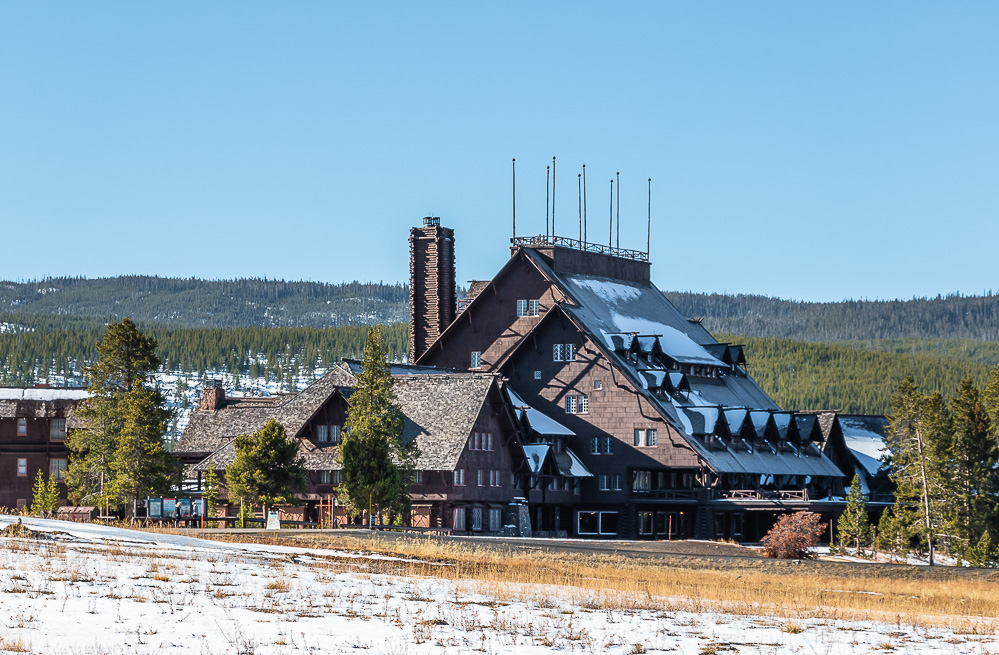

{"left": 947, "top": 377, "right": 998, "bottom": 553}
{"left": 66, "top": 318, "right": 179, "bottom": 512}
{"left": 885, "top": 378, "right": 950, "bottom": 564}
{"left": 876, "top": 504, "right": 907, "bottom": 562}
{"left": 339, "top": 325, "right": 414, "bottom": 521}
{"left": 204, "top": 460, "right": 219, "bottom": 526}
{"left": 225, "top": 419, "right": 306, "bottom": 518}
{"left": 837, "top": 474, "right": 871, "bottom": 553}
{"left": 29, "top": 469, "right": 61, "bottom": 516}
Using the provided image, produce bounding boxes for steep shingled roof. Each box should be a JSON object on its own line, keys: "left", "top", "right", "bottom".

{"left": 0, "top": 388, "right": 91, "bottom": 428}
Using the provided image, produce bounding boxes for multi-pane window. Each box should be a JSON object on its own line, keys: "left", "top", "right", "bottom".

{"left": 412, "top": 470, "right": 423, "bottom": 484}
{"left": 598, "top": 474, "right": 610, "bottom": 491}
{"left": 453, "top": 469, "right": 465, "bottom": 486}
{"left": 565, "top": 344, "right": 576, "bottom": 361}
{"left": 471, "top": 507, "right": 483, "bottom": 531}
{"left": 489, "top": 508, "right": 502, "bottom": 531}
{"left": 320, "top": 470, "right": 331, "bottom": 484}
{"left": 489, "top": 470, "right": 502, "bottom": 487}
{"left": 517, "top": 299, "right": 540, "bottom": 317}
{"left": 453, "top": 508, "right": 466, "bottom": 531}
{"left": 613, "top": 474, "right": 623, "bottom": 491}
{"left": 534, "top": 371, "right": 542, "bottom": 380}
{"left": 50, "top": 418, "right": 67, "bottom": 441}
{"left": 16, "top": 458, "right": 26, "bottom": 476}
{"left": 50, "top": 458, "right": 67, "bottom": 481}
{"left": 590, "top": 437, "right": 614, "bottom": 455}
{"left": 317, "top": 425, "right": 329, "bottom": 442}
{"left": 17, "top": 418, "right": 26, "bottom": 436}
{"left": 470, "top": 351, "right": 482, "bottom": 369}
{"left": 486, "top": 432, "right": 493, "bottom": 450}
{"left": 565, "top": 394, "right": 588, "bottom": 414}
{"left": 633, "top": 470, "right": 652, "bottom": 492}
{"left": 593, "top": 380, "right": 602, "bottom": 390}
{"left": 477, "top": 470, "right": 485, "bottom": 487}
{"left": 553, "top": 344, "right": 564, "bottom": 362}
{"left": 647, "top": 429, "right": 657, "bottom": 446}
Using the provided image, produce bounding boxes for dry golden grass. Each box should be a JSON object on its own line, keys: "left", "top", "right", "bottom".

{"left": 179, "top": 530, "right": 999, "bottom": 632}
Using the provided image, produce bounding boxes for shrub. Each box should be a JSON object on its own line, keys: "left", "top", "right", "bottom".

{"left": 761, "top": 512, "right": 826, "bottom": 559}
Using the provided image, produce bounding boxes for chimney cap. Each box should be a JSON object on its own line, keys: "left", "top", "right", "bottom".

{"left": 422, "top": 216, "right": 440, "bottom": 227}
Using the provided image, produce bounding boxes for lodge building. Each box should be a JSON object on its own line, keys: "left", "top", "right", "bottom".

{"left": 173, "top": 217, "right": 872, "bottom": 540}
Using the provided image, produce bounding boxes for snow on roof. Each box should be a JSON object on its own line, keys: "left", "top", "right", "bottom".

{"left": 565, "top": 449, "right": 594, "bottom": 477}
{"left": 522, "top": 444, "right": 549, "bottom": 474}
{"left": 505, "top": 387, "right": 575, "bottom": 437}
{"left": 0, "top": 388, "right": 90, "bottom": 401}
{"left": 839, "top": 415, "right": 888, "bottom": 477}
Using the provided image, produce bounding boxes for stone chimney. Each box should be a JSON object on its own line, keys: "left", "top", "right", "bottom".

{"left": 198, "top": 381, "right": 225, "bottom": 411}
{"left": 409, "top": 216, "right": 456, "bottom": 362}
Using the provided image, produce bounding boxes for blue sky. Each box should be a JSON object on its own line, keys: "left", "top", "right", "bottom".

{"left": 2, "top": 3, "right": 996, "bottom": 302}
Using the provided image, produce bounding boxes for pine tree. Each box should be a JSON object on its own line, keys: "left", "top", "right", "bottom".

{"left": 66, "top": 318, "right": 178, "bottom": 512}
{"left": 204, "top": 460, "right": 219, "bottom": 526}
{"left": 837, "top": 474, "right": 871, "bottom": 553}
{"left": 965, "top": 531, "right": 998, "bottom": 568}
{"left": 339, "top": 325, "right": 414, "bottom": 521}
{"left": 29, "top": 469, "right": 60, "bottom": 516}
{"left": 225, "top": 419, "right": 306, "bottom": 519}
{"left": 876, "top": 504, "right": 907, "bottom": 562}
{"left": 947, "top": 377, "right": 998, "bottom": 554}
{"left": 884, "top": 378, "right": 950, "bottom": 564}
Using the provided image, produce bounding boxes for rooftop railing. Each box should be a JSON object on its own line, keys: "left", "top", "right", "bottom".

{"left": 511, "top": 234, "right": 649, "bottom": 262}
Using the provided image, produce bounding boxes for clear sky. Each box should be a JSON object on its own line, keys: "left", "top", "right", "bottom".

{"left": 2, "top": 3, "right": 996, "bottom": 302}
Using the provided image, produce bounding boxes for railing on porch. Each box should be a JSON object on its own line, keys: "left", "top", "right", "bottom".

{"left": 630, "top": 489, "right": 699, "bottom": 501}
{"left": 715, "top": 489, "right": 809, "bottom": 502}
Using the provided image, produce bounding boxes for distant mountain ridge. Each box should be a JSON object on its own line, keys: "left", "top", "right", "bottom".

{"left": 2, "top": 276, "right": 997, "bottom": 341}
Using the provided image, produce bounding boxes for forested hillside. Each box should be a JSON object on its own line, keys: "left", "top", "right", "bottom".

{"left": 0, "top": 277, "right": 411, "bottom": 327}
{"left": 668, "top": 291, "right": 999, "bottom": 341}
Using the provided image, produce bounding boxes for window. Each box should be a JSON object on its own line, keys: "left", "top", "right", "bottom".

{"left": 471, "top": 432, "right": 479, "bottom": 450}
{"left": 598, "top": 474, "right": 610, "bottom": 491}
{"left": 470, "top": 351, "right": 482, "bottom": 369}
{"left": 577, "top": 511, "right": 619, "bottom": 535}
{"left": 453, "top": 469, "right": 465, "bottom": 486}
{"left": 534, "top": 371, "right": 542, "bottom": 380}
{"left": 604, "top": 437, "right": 614, "bottom": 454}
{"left": 591, "top": 437, "right": 614, "bottom": 455}
{"left": 412, "top": 470, "right": 423, "bottom": 484}
{"left": 331, "top": 426, "right": 342, "bottom": 444}
{"left": 564, "top": 395, "right": 577, "bottom": 413}
{"left": 578, "top": 395, "right": 588, "bottom": 414}
{"left": 517, "top": 299, "right": 528, "bottom": 317}
{"left": 613, "top": 474, "right": 623, "bottom": 491}
{"left": 486, "top": 433, "right": 493, "bottom": 451}
{"left": 320, "top": 470, "right": 331, "bottom": 484}
{"left": 553, "top": 344, "right": 564, "bottom": 362}
{"left": 633, "top": 470, "right": 652, "bottom": 492}
{"left": 647, "top": 429, "right": 658, "bottom": 446}
{"left": 565, "top": 394, "right": 587, "bottom": 414}
{"left": 634, "top": 429, "right": 644, "bottom": 447}
{"left": 517, "top": 299, "right": 540, "bottom": 317}
{"left": 50, "top": 418, "right": 67, "bottom": 441}
{"left": 50, "top": 458, "right": 67, "bottom": 481}
{"left": 594, "top": 380, "right": 602, "bottom": 390}
{"left": 573, "top": 480, "right": 581, "bottom": 495}
{"left": 317, "top": 425, "right": 329, "bottom": 442}
{"left": 489, "top": 470, "right": 501, "bottom": 487}
{"left": 489, "top": 508, "right": 502, "bottom": 532}
{"left": 17, "top": 458, "right": 26, "bottom": 477}
{"left": 477, "top": 469, "right": 485, "bottom": 487}
{"left": 590, "top": 437, "right": 600, "bottom": 455}
{"left": 17, "top": 418, "right": 26, "bottom": 436}
{"left": 471, "top": 507, "right": 483, "bottom": 531}
{"left": 565, "top": 344, "right": 576, "bottom": 361}
{"left": 453, "top": 508, "right": 466, "bottom": 531}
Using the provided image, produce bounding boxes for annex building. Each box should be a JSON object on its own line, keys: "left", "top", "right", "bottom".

{"left": 174, "top": 217, "right": 879, "bottom": 541}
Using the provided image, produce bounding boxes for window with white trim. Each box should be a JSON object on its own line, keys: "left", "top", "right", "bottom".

{"left": 598, "top": 474, "right": 610, "bottom": 491}
{"left": 50, "top": 418, "right": 67, "bottom": 441}
{"left": 534, "top": 371, "right": 542, "bottom": 380}
{"left": 529, "top": 299, "right": 540, "bottom": 316}
{"left": 578, "top": 394, "right": 588, "bottom": 413}
{"left": 604, "top": 436, "right": 614, "bottom": 454}
{"left": 593, "top": 379, "right": 602, "bottom": 390}
{"left": 565, "top": 395, "right": 577, "bottom": 413}
{"left": 647, "top": 428, "right": 658, "bottom": 446}
{"left": 590, "top": 437, "right": 600, "bottom": 455}
{"left": 553, "top": 344, "right": 564, "bottom": 362}
{"left": 565, "top": 344, "right": 576, "bottom": 361}
{"left": 453, "top": 469, "right": 465, "bottom": 486}
{"left": 470, "top": 351, "right": 482, "bottom": 369}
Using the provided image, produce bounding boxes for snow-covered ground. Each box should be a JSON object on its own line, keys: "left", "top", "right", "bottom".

{"left": 0, "top": 517, "right": 995, "bottom": 654}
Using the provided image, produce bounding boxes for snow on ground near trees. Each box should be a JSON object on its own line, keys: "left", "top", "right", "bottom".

{"left": 0, "top": 517, "right": 995, "bottom": 655}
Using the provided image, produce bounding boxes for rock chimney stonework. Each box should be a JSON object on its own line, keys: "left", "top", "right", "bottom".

{"left": 198, "top": 385, "right": 225, "bottom": 412}
{"left": 409, "top": 217, "right": 456, "bottom": 362}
